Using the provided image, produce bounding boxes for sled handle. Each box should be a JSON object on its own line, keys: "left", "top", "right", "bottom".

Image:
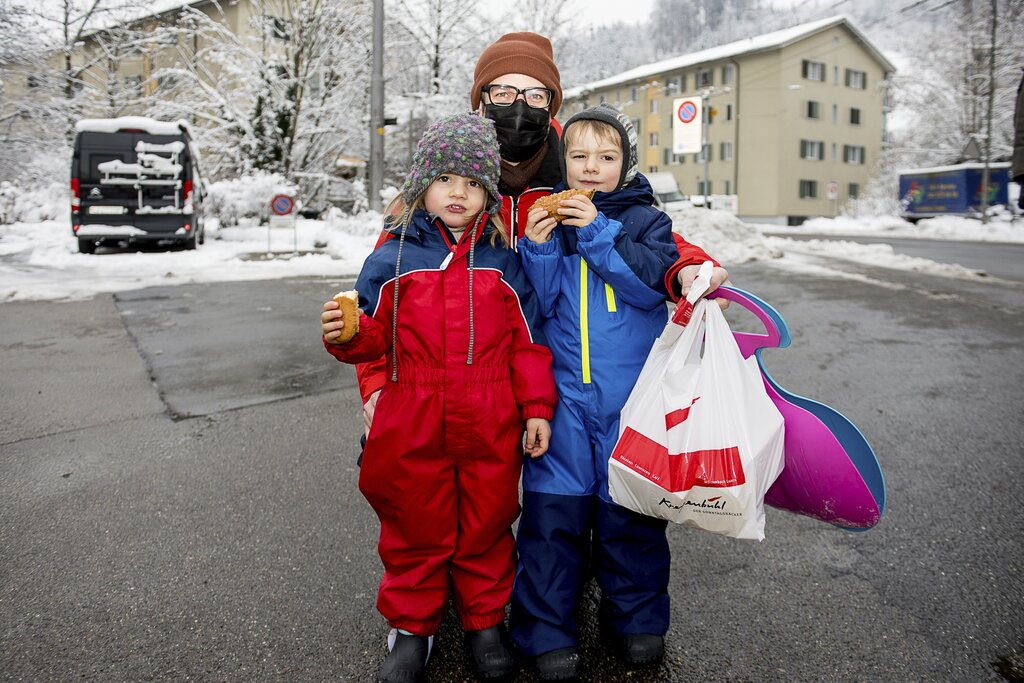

{"left": 709, "top": 286, "right": 792, "bottom": 357}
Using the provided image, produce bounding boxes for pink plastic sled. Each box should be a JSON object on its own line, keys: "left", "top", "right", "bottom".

{"left": 708, "top": 286, "right": 886, "bottom": 530}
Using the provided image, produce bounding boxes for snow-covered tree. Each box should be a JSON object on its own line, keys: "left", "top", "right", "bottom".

{"left": 0, "top": 0, "right": 134, "bottom": 183}
{"left": 145, "top": 0, "right": 374, "bottom": 182}
{"left": 843, "top": 0, "right": 1023, "bottom": 213}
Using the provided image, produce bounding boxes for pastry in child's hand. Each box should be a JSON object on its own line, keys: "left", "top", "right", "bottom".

{"left": 532, "top": 188, "right": 597, "bottom": 221}
{"left": 332, "top": 290, "right": 359, "bottom": 343}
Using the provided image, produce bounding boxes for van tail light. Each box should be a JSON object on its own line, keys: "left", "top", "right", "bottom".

{"left": 71, "top": 178, "right": 80, "bottom": 214}
{"left": 184, "top": 223, "right": 191, "bottom": 233}
{"left": 183, "top": 180, "right": 194, "bottom": 213}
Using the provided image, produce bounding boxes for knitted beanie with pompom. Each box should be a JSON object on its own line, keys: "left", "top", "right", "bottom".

{"left": 400, "top": 112, "right": 503, "bottom": 209}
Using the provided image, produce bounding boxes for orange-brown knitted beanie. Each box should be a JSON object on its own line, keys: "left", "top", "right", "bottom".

{"left": 471, "top": 32, "right": 562, "bottom": 117}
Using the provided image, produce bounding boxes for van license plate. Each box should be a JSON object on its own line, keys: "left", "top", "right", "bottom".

{"left": 89, "top": 205, "right": 124, "bottom": 215}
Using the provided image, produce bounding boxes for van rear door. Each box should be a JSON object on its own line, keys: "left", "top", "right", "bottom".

{"left": 74, "top": 130, "right": 191, "bottom": 235}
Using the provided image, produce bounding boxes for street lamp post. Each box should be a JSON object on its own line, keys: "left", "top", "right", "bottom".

{"left": 368, "top": 0, "right": 384, "bottom": 212}
{"left": 699, "top": 86, "right": 730, "bottom": 209}
{"left": 702, "top": 89, "right": 709, "bottom": 209}
{"left": 979, "top": 0, "right": 996, "bottom": 224}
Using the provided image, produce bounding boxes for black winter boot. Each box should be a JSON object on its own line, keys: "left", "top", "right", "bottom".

{"left": 534, "top": 647, "right": 580, "bottom": 681}
{"left": 616, "top": 633, "right": 664, "bottom": 667}
{"left": 465, "top": 624, "right": 516, "bottom": 680}
{"left": 377, "top": 631, "right": 430, "bottom": 683}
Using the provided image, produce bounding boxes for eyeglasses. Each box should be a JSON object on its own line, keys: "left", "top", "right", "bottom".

{"left": 482, "top": 84, "right": 553, "bottom": 109}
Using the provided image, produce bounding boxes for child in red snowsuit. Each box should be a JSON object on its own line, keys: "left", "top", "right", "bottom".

{"left": 321, "top": 113, "right": 557, "bottom": 683}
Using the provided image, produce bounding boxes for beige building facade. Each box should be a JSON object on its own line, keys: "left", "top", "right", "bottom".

{"left": 562, "top": 16, "right": 895, "bottom": 225}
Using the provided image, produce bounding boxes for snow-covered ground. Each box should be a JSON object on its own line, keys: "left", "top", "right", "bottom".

{"left": 0, "top": 203, "right": 1020, "bottom": 302}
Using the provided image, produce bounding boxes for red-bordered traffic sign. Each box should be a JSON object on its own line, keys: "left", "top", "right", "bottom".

{"left": 270, "top": 194, "right": 295, "bottom": 216}
{"left": 677, "top": 100, "right": 699, "bottom": 124}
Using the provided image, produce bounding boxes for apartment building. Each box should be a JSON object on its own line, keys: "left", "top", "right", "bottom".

{"left": 562, "top": 16, "right": 896, "bottom": 225}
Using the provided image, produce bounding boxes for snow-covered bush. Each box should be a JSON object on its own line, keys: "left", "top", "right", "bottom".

{"left": 0, "top": 181, "right": 69, "bottom": 225}
{"left": 205, "top": 173, "right": 298, "bottom": 227}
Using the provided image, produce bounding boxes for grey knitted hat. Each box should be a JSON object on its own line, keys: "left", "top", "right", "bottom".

{"left": 560, "top": 103, "right": 639, "bottom": 190}
{"left": 400, "top": 112, "right": 502, "bottom": 208}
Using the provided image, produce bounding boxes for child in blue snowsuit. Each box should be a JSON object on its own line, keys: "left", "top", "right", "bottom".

{"left": 511, "top": 103, "right": 704, "bottom": 681}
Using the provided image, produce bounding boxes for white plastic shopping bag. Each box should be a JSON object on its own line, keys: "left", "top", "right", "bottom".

{"left": 608, "top": 265, "right": 785, "bottom": 540}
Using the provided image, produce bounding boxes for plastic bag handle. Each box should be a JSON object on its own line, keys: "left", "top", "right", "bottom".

{"left": 708, "top": 286, "right": 792, "bottom": 358}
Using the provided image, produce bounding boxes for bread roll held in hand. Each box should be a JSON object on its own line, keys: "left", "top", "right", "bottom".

{"left": 332, "top": 290, "right": 359, "bottom": 344}
{"left": 532, "top": 188, "right": 596, "bottom": 221}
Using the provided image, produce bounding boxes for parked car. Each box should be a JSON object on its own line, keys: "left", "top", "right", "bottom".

{"left": 71, "top": 116, "right": 206, "bottom": 253}
{"left": 646, "top": 171, "right": 691, "bottom": 211}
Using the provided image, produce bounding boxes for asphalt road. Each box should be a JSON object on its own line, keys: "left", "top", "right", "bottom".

{"left": 1, "top": 246, "right": 1023, "bottom": 682}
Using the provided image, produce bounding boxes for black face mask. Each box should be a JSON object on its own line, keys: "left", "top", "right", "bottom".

{"left": 484, "top": 101, "right": 550, "bottom": 162}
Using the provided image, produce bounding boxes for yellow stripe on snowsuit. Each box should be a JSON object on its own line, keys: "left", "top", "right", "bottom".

{"left": 605, "top": 283, "right": 616, "bottom": 312}
{"left": 580, "top": 258, "right": 590, "bottom": 384}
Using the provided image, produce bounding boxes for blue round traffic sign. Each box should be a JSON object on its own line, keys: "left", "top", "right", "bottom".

{"left": 677, "top": 100, "right": 698, "bottom": 124}
{"left": 271, "top": 194, "right": 294, "bottom": 216}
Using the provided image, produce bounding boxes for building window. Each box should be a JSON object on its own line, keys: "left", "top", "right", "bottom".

{"left": 663, "top": 148, "right": 671, "bottom": 165}
{"left": 649, "top": 166, "right": 658, "bottom": 173}
{"left": 832, "top": 104, "right": 838, "bottom": 123}
{"left": 850, "top": 107, "right": 861, "bottom": 125}
{"left": 630, "top": 87, "right": 638, "bottom": 102}
{"left": 720, "top": 141, "right": 733, "bottom": 161}
{"left": 664, "top": 76, "right": 680, "bottom": 95}
{"left": 848, "top": 183, "right": 860, "bottom": 199}
{"left": 833, "top": 65, "right": 839, "bottom": 85}
{"left": 802, "top": 59, "right": 825, "bottom": 82}
{"left": 806, "top": 101, "right": 820, "bottom": 119}
{"left": 845, "top": 69, "right": 867, "bottom": 89}
{"left": 799, "top": 179, "right": 818, "bottom": 199}
{"left": 650, "top": 132, "right": 658, "bottom": 147}
{"left": 266, "top": 16, "right": 290, "bottom": 41}
{"left": 680, "top": 74, "right": 687, "bottom": 92}
{"left": 725, "top": 103, "right": 733, "bottom": 121}
{"left": 156, "top": 73, "right": 178, "bottom": 92}
{"left": 599, "top": 94, "right": 606, "bottom": 104}
{"left": 125, "top": 75, "right": 143, "bottom": 96}
{"left": 800, "top": 140, "right": 824, "bottom": 160}
{"left": 698, "top": 68, "right": 714, "bottom": 88}
{"left": 632, "top": 118, "right": 641, "bottom": 136}
{"left": 843, "top": 145, "right": 866, "bottom": 164}
{"left": 650, "top": 99, "right": 658, "bottom": 114}
{"left": 697, "top": 180, "right": 712, "bottom": 195}
{"left": 724, "top": 179, "right": 731, "bottom": 194}
{"left": 831, "top": 143, "right": 837, "bottom": 162}
{"left": 722, "top": 64, "right": 735, "bottom": 85}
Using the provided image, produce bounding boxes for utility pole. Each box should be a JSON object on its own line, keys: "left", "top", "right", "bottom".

{"left": 702, "top": 89, "right": 709, "bottom": 209}
{"left": 368, "top": 0, "right": 384, "bottom": 212}
{"left": 980, "top": 0, "right": 996, "bottom": 224}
